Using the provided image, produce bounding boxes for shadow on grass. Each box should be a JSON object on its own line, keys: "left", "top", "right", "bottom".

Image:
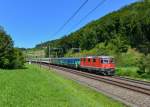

{"left": 0, "top": 66, "right": 28, "bottom": 71}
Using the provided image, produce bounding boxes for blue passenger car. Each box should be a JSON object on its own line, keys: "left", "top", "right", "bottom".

{"left": 50, "top": 58, "right": 80, "bottom": 68}
{"left": 61, "top": 58, "right": 80, "bottom": 68}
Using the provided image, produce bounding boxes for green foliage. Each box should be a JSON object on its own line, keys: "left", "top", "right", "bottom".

{"left": 116, "top": 53, "right": 150, "bottom": 80}
{"left": 137, "top": 54, "right": 150, "bottom": 78}
{"left": 0, "top": 26, "right": 25, "bottom": 69}
{"left": 116, "top": 67, "right": 140, "bottom": 78}
{"left": 8, "top": 48, "right": 25, "bottom": 68}
{"left": 41, "top": 0, "right": 150, "bottom": 57}
{"left": 116, "top": 66, "right": 150, "bottom": 80}
{"left": 115, "top": 48, "right": 143, "bottom": 67}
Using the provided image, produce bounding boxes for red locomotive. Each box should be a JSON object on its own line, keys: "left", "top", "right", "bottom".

{"left": 80, "top": 56, "right": 115, "bottom": 75}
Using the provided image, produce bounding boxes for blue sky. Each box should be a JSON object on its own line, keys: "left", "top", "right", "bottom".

{"left": 0, "top": 0, "right": 137, "bottom": 48}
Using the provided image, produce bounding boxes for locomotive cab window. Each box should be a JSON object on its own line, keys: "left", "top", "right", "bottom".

{"left": 101, "top": 58, "right": 109, "bottom": 64}
{"left": 88, "top": 58, "right": 90, "bottom": 62}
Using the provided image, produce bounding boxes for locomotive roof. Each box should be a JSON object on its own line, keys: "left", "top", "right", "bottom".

{"left": 81, "top": 56, "right": 114, "bottom": 58}
{"left": 36, "top": 56, "right": 114, "bottom": 60}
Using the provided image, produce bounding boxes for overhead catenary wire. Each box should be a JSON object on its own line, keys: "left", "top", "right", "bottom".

{"left": 68, "top": 0, "right": 106, "bottom": 33}
{"left": 53, "top": 0, "right": 89, "bottom": 36}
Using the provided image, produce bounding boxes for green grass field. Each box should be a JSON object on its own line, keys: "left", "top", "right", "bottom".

{"left": 0, "top": 64, "right": 125, "bottom": 107}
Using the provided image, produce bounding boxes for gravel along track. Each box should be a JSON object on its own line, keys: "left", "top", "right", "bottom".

{"left": 37, "top": 63, "right": 150, "bottom": 107}
{"left": 97, "top": 76, "right": 150, "bottom": 96}
{"left": 46, "top": 64, "right": 150, "bottom": 96}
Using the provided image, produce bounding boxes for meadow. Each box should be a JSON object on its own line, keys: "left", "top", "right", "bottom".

{"left": 0, "top": 64, "right": 125, "bottom": 107}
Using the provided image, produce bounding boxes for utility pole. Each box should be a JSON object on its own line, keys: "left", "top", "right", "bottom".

{"left": 40, "top": 41, "right": 42, "bottom": 68}
{"left": 49, "top": 45, "right": 51, "bottom": 70}
{"left": 49, "top": 45, "right": 50, "bottom": 58}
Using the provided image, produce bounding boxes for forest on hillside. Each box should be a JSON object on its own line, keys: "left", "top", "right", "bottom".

{"left": 37, "top": 0, "right": 150, "bottom": 56}
{"left": 0, "top": 26, "right": 25, "bottom": 69}
{"left": 35, "top": 0, "right": 150, "bottom": 79}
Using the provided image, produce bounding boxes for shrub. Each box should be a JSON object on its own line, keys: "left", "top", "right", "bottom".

{"left": 116, "top": 67, "right": 140, "bottom": 77}
{"left": 137, "top": 54, "right": 150, "bottom": 77}
{"left": 115, "top": 48, "right": 143, "bottom": 67}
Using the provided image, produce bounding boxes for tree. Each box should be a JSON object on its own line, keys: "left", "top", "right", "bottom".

{"left": 0, "top": 26, "right": 25, "bottom": 69}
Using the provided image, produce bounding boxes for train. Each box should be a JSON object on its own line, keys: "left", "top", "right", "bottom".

{"left": 31, "top": 56, "right": 115, "bottom": 76}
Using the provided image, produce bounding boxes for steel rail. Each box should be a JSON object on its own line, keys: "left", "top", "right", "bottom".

{"left": 34, "top": 62, "right": 150, "bottom": 96}
{"left": 112, "top": 76, "right": 150, "bottom": 86}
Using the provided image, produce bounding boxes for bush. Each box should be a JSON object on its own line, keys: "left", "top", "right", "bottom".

{"left": 8, "top": 48, "right": 25, "bottom": 69}
{"left": 116, "top": 67, "right": 140, "bottom": 78}
{"left": 137, "top": 54, "right": 150, "bottom": 77}
{"left": 115, "top": 48, "right": 143, "bottom": 67}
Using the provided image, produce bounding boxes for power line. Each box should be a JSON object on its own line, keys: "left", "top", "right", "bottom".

{"left": 68, "top": 0, "right": 106, "bottom": 33}
{"left": 53, "top": 0, "right": 89, "bottom": 36}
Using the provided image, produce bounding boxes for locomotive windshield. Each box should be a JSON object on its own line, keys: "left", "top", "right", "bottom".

{"left": 101, "top": 58, "right": 114, "bottom": 64}
{"left": 101, "top": 59, "right": 109, "bottom": 64}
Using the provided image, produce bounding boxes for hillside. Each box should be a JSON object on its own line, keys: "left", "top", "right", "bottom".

{"left": 28, "top": 0, "right": 150, "bottom": 81}
{"left": 36, "top": 0, "right": 150, "bottom": 57}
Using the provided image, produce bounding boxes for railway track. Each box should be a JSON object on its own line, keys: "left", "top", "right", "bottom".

{"left": 37, "top": 62, "right": 150, "bottom": 96}
{"left": 112, "top": 76, "right": 150, "bottom": 86}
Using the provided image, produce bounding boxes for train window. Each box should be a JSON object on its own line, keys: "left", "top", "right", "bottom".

{"left": 88, "top": 58, "right": 90, "bottom": 62}
{"left": 101, "top": 59, "right": 109, "bottom": 64}
{"left": 84, "top": 58, "right": 86, "bottom": 62}
{"left": 101, "top": 60, "right": 103, "bottom": 64}
{"left": 93, "top": 58, "right": 96, "bottom": 62}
